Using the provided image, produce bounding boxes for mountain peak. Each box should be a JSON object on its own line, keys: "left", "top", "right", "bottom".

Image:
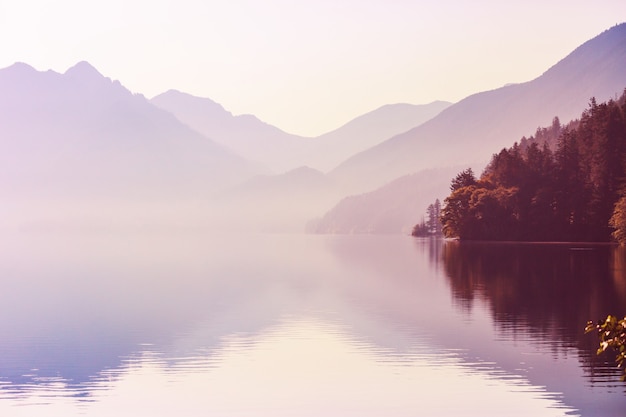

{"left": 64, "top": 61, "right": 105, "bottom": 80}
{"left": 0, "top": 62, "right": 37, "bottom": 76}
{"left": 8, "top": 61, "right": 36, "bottom": 71}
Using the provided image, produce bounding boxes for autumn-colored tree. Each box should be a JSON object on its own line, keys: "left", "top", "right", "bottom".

{"left": 585, "top": 315, "right": 626, "bottom": 381}
{"left": 440, "top": 92, "right": 626, "bottom": 242}
{"left": 610, "top": 196, "right": 626, "bottom": 244}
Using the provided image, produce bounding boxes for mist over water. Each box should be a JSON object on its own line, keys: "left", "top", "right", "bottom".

{"left": 0, "top": 233, "right": 624, "bottom": 416}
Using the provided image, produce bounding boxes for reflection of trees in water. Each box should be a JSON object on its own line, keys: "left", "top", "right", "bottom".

{"left": 440, "top": 241, "right": 626, "bottom": 382}
{"left": 411, "top": 237, "right": 443, "bottom": 269}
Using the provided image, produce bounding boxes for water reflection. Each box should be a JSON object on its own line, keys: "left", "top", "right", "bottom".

{"left": 440, "top": 240, "right": 626, "bottom": 415}
{"left": 0, "top": 233, "right": 303, "bottom": 398}
{"left": 0, "top": 234, "right": 623, "bottom": 416}
{"left": 0, "top": 315, "right": 577, "bottom": 417}
{"left": 442, "top": 241, "right": 626, "bottom": 320}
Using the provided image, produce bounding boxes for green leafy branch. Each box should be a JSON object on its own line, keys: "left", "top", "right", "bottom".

{"left": 585, "top": 315, "right": 626, "bottom": 381}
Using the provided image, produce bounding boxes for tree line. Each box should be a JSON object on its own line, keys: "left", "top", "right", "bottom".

{"left": 412, "top": 199, "right": 443, "bottom": 237}
{"left": 440, "top": 90, "right": 626, "bottom": 242}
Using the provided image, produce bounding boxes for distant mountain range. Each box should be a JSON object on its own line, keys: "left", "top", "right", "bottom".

{"left": 0, "top": 61, "right": 261, "bottom": 199}
{"left": 312, "top": 23, "right": 626, "bottom": 233}
{"left": 151, "top": 90, "right": 450, "bottom": 173}
{"left": 307, "top": 166, "right": 465, "bottom": 234}
{"left": 0, "top": 59, "right": 447, "bottom": 231}
{"left": 149, "top": 86, "right": 450, "bottom": 231}
{"left": 329, "top": 23, "right": 626, "bottom": 194}
{"left": 308, "top": 101, "right": 451, "bottom": 172}
{"left": 151, "top": 90, "right": 310, "bottom": 173}
{"left": 1, "top": 23, "right": 625, "bottom": 233}
{"left": 0, "top": 61, "right": 264, "bottom": 230}
{"left": 215, "top": 166, "right": 336, "bottom": 232}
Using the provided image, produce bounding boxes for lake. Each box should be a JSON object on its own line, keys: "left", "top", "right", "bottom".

{"left": 0, "top": 232, "right": 624, "bottom": 416}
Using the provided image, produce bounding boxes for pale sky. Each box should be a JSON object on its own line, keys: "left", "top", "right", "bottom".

{"left": 0, "top": 0, "right": 624, "bottom": 136}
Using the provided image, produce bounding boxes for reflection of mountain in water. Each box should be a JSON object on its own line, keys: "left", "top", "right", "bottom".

{"left": 0, "top": 234, "right": 304, "bottom": 398}
{"left": 441, "top": 241, "right": 626, "bottom": 385}
{"left": 2, "top": 235, "right": 626, "bottom": 416}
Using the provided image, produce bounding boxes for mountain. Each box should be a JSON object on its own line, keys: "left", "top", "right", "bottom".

{"left": 306, "top": 101, "right": 451, "bottom": 171}
{"left": 329, "top": 23, "right": 626, "bottom": 195}
{"left": 313, "top": 23, "right": 626, "bottom": 234}
{"left": 0, "top": 62, "right": 262, "bottom": 230}
{"left": 225, "top": 166, "right": 330, "bottom": 197}
{"left": 151, "top": 90, "right": 450, "bottom": 173}
{"left": 214, "top": 166, "right": 338, "bottom": 232}
{"left": 151, "top": 90, "right": 311, "bottom": 173}
{"left": 307, "top": 166, "right": 465, "bottom": 234}
{"left": 149, "top": 92, "right": 450, "bottom": 232}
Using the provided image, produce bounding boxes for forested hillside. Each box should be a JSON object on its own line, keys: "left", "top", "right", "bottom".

{"left": 441, "top": 90, "right": 626, "bottom": 242}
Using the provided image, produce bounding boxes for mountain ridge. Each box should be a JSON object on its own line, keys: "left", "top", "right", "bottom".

{"left": 314, "top": 23, "right": 626, "bottom": 234}
{"left": 0, "top": 61, "right": 264, "bottom": 230}
{"left": 151, "top": 89, "right": 451, "bottom": 173}
{"left": 2, "top": 23, "right": 625, "bottom": 233}
{"left": 151, "top": 89, "right": 311, "bottom": 173}
{"left": 328, "top": 23, "right": 626, "bottom": 195}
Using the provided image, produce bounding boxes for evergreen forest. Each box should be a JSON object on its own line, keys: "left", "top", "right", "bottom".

{"left": 412, "top": 199, "right": 443, "bottom": 237}
{"left": 440, "top": 89, "right": 626, "bottom": 242}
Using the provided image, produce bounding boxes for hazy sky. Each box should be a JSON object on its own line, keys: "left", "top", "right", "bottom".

{"left": 0, "top": 1, "right": 624, "bottom": 136}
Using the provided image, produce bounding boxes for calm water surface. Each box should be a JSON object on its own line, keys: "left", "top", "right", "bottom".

{"left": 0, "top": 233, "right": 624, "bottom": 416}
